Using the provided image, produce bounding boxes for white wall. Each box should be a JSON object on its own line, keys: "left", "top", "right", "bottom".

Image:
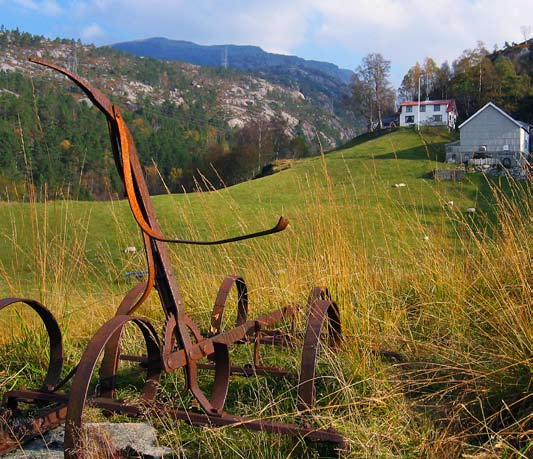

{"left": 400, "top": 102, "right": 455, "bottom": 128}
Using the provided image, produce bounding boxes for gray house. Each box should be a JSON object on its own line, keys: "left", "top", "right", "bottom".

{"left": 446, "top": 102, "right": 531, "bottom": 173}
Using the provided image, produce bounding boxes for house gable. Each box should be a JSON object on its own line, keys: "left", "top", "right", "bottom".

{"left": 458, "top": 102, "right": 527, "bottom": 131}
{"left": 459, "top": 103, "right": 525, "bottom": 152}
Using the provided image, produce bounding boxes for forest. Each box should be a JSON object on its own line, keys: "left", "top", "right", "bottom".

{"left": 0, "top": 29, "right": 312, "bottom": 200}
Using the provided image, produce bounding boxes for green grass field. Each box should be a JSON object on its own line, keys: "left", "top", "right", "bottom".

{"left": 0, "top": 127, "right": 531, "bottom": 458}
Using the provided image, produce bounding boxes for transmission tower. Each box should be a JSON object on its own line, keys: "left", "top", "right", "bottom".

{"left": 221, "top": 47, "right": 228, "bottom": 69}
{"left": 69, "top": 43, "right": 78, "bottom": 74}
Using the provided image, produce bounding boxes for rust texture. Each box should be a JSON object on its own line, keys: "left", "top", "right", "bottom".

{"left": 0, "top": 59, "right": 344, "bottom": 457}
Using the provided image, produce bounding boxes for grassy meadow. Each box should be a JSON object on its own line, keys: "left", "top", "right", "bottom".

{"left": 0, "top": 127, "right": 531, "bottom": 458}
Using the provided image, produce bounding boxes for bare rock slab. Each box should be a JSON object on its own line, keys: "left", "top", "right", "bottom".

{"left": 3, "top": 423, "right": 173, "bottom": 458}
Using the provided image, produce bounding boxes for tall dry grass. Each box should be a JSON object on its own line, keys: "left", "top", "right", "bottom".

{"left": 0, "top": 152, "right": 530, "bottom": 458}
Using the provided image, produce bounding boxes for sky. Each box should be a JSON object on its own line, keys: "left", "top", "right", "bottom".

{"left": 1, "top": 0, "right": 532, "bottom": 87}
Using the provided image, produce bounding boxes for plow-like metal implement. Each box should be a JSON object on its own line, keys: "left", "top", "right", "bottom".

{"left": 0, "top": 59, "right": 344, "bottom": 458}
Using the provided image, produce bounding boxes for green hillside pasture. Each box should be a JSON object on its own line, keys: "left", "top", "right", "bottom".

{"left": 0, "top": 127, "right": 530, "bottom": 458}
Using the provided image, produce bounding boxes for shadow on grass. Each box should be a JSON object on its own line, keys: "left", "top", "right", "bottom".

{"left": 391, "top": 358, "right": 532, "bottom": 457}
{"left": 330, "top": 127, "right": 398, "bottom": 153}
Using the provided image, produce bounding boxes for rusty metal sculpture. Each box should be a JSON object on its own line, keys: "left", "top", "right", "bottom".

{"left": 0, "top": 59, "right": 344, "bottom": 457}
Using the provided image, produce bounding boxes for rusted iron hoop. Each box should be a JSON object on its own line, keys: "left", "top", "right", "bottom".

{"left": 63, "top": 316, "right": 161, "bottom": 459}
{"left": 210, "top": 276, "right": 248, "bottom": 335}
{"left": 0, "top": 298, "right": 63, "bottom": 392}
{"left": 98, "top": 281, "right": 149, "bottom": 399}
{"left": 297, "top": 288, "right": 342, "bottom": 413}
{"left": 162, "top": 314, "right": 230, "bottom": 414}
{"left": 161, "top": 313, "right": 203, "bottom": 372}
{"left": 161, "top": 314, "right": 200, "bottom": 396}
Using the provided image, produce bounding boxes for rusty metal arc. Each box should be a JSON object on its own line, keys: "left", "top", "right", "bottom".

{"left": 162, "top": 313, "right": 231, "bottom": 413}
{"left": 63, "top": 315, "right": 161, "bottom": 459}
{"left": 210, "top": 276, "right": 249, "bottom": 335}
{"left": 297, "top": 288, "right": 342, "bottom": 412}
{"left": 0, "top": 298, "right": 63, "bottom": 392}
{"left": 98, "top": 280, "right": 149, "bottom": 399}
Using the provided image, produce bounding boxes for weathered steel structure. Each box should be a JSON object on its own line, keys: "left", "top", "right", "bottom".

{"left": 0, "top": 60, "right": 344, "bottom": 457}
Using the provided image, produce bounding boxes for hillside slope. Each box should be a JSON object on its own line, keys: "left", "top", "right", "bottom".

{"left": 0, "top": 128, "right": 475, "bottom": 275}
{"left": 0, "top": 29, "right": 356, "bottom": 199}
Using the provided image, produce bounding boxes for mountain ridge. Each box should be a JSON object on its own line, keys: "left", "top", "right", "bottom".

{"left": 111, "top": 37, "right": 353, "bottom": 84}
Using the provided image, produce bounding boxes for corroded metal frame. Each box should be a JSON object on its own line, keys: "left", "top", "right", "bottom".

{"left": 0, "top": 59, "right": 344, "bottom": 457}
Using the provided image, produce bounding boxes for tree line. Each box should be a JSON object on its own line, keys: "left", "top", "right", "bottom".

{"left": 0, "top": 70, "right": 308, "bottom": 201}
{"left": 345, "top": 40, "right": 533, "bottom": 131}
{"left": 0, "top": 27, "right": 336, "bottom": 201}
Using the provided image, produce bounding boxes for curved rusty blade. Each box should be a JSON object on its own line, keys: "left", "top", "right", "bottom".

{"left": 30, "top": 57, "right": 289, "bottom": 246}
{"left": 29, "top": 57, "right": 115, "bottom": 119}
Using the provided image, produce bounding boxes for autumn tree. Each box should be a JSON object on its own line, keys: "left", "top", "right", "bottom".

{"left": 422, "top": 57, "right": 440, "bottom": 97}
{"left": 398, "top": 62, "right": 423, "bottom": 101}
{"left": 434, "top": 61, "right": 452, "bottom": 99}
{"left": 345, "top": 53, "right": 395, "bottom": 131}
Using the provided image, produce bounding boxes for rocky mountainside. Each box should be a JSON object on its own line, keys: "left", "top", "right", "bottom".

{"left": 0, "top": 32, "right": 355, "bottom": 147}
{"left": 111, "top": 36, "right": 353, "bottom": 113}
{"left": 0, "top": 29, "right": 356, "bottom": 199}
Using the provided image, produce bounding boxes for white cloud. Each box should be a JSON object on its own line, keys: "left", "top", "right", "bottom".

{"left": 41, "top": 0, "right": 62, "bottom": 15}
{"left": 15, "top": 0, "right": 63, "bottom": 15}
{"left": 81, "top": 23, "right": 104, "bottom": 41}
{"left": 12, "top": 0, "right": 531, "bottom": 86}
{"left": 15, "top": 0, "right": 38, "bottom": 9}
{"left": 70, "top": 0, "right": 531, "bottom": 57}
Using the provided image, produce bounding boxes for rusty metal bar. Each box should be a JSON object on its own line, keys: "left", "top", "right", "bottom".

{"left": 85, "top": 398, "right": 346, "bottom": 446}
{"left": 0, "top": 404, "right": 68, "bottom": 455}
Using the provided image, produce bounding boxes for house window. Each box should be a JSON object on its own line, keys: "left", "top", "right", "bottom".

{"left": 434, "top": 115, "right": 442, "bottom": 122}
{"left": 420, "top": 105, "right": 426, "bottom": 112}
{"left": 434, "top": 104, "right": 441, "bottom": 111}
{"left": 406, "top": 106, "right": 412, "bottom": 113}
{"left": 405, "top": 115, "right": 414, "bottom": 123}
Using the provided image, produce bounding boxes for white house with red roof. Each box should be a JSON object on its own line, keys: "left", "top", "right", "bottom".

{"left": 399, "top": 99, "right": 458, "bottom": 129}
